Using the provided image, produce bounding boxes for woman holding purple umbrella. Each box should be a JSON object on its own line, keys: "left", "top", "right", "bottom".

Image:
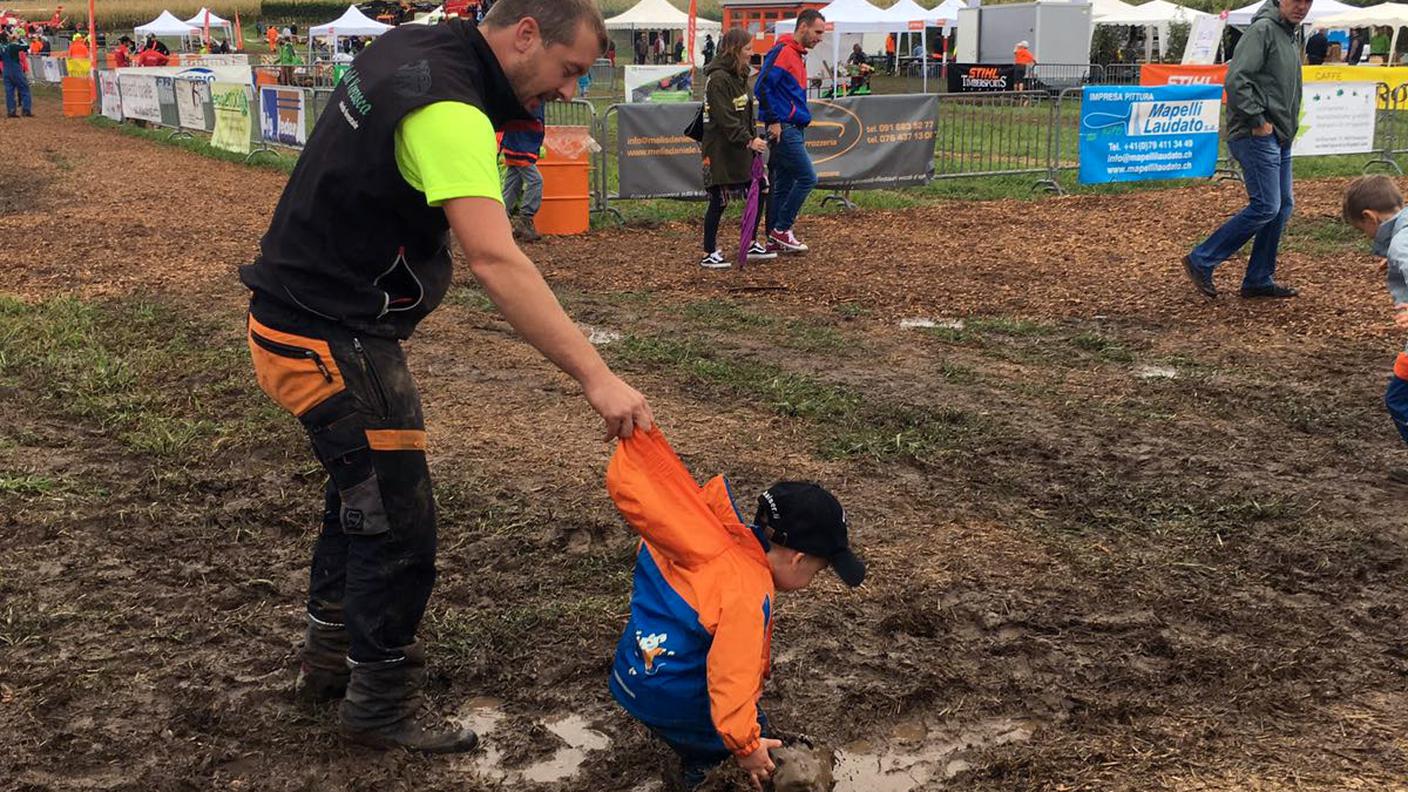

{"left": 698, "top": 27, "right": 775, "bottom": 270}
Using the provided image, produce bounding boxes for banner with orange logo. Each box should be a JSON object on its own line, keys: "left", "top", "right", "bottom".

{"left": 1140, "top": 63, "right": 1228, "bottom": 88}
{"left": 947, "top": 63, "right": 1017, "bottom": 93}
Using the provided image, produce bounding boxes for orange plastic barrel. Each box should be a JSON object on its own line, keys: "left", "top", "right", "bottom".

{"left": 535, "top": 125, "right": 592, "bottom": 236}
{"left": 61, "top": 76, "right": 93, "bottom": 117}
{"left": 255, "top": 69, "right": 278, "bottom": 87}
{"left": 105, "top": 52, "right": 117, "bottom": 68}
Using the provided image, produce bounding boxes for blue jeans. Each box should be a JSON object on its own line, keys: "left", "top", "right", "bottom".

{"left": 650, "top": 710, "right": 770, "bottom": 789}
{"left": 502, "top": 164, "right": 543, "bottom": 220}
{"left": 3, "top": 69, "right": 31, "bottom": 115}
{"left": 1386, "top": 373, "right": 1408, "bottom": 446}
{"left": 766, "top": 125, "right": 816, "bottom": 234}
{"left": 1188, "top": 134, "right": 1293, "bottom": 290}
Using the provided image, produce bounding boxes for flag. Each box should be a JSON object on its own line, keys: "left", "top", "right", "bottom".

{"left": 738, "top": 155, "right": 765, "bottom": 270}
{"left": 203, "top": 9, "right": 211, "bottom": 48}
{"left": 687, "top": 0, "right": 697, "bottom": 66}
{"left": 234, "top": 10, "right": 243, "bottom": 51}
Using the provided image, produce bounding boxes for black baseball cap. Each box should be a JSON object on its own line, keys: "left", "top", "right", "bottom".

{"left": 756, "top": 482, "right": 865, "bottom": 587}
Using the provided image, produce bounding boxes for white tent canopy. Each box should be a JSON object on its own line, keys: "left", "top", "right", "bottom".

{"left": 1094, "top": 0, "right": 1210, "bottom": 58}
{"left": 1093, "top": 0, "right": 1209, "bottom": 27}
{"left": 1089, "top": 0, "right": 1138, "bottom": 21}
{"left": 183, "top": 7, "right": 233, "bottom": 33}
{"left": 1315, "top": 2, "right": 1408, "bottom": 28}
{"left": 134, "top": 10, "right": 199, "bottom": 37}
{"left": 603, "top": 0, "right": 721, "bottom": 30}
{"left": 775, "top": 0, "right": 895, "bottom": 34}
{"left": 310, "top": 5, "right": 394, "bottom": 36}
{"left": 1226, "top": 0, "right": 1357, "bottom": 27}
{"left": 884, "top": 0, "right": 966, "bottom": 31}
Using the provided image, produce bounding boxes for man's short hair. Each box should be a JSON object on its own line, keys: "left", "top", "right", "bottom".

{"left": 797, "top": 9, "right": 826, "bottom": 29}
{"left": 1343, "top": 174, "right": 1405, "bottom": 223}
{"left": 482, "top": 0, "right": 608, "bottom": 53}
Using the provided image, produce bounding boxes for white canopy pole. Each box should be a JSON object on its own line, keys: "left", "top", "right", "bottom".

{"left": 922, "top": 25, "right": 927, "bottom": 93}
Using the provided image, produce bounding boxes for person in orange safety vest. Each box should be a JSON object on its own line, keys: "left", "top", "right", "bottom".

{"left": 605, "top": 427, "right": 865, "bottom": 790}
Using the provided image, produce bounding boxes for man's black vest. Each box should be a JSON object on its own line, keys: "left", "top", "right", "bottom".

{"left": 240, "top": 20, "right": 529, "bottom": 339}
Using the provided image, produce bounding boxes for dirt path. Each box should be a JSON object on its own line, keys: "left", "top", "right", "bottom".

{"left": 3, "top": 92, "right": 1407, "bottom": 792}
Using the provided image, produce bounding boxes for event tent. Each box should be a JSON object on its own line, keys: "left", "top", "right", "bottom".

{"left": 134, "top": 10, "right": 199, "bottom": 38}
{"left": 1093, "top": 0, "right": 1210, "bottom": 58}
{"left": 310, "top": 5, "right": 394, "bottom": 36}
{"left": 1316, "top": 2, "right": 1408, "bottom": 60}
{"left": 309, "top": 5, "right": 393, "bottom": 61}
{"left": 1315, "top": 2, "right": 1408, "bottom": 28}
{"left": 884, "top": 0, "right": 965, "bottom": 31}
{"left": 603, "top": 0, "right": 721, "bottom": 31}
{"left": 183, "top": 7, "right": 233, "bottom": 38}
{"left": 1225, "top": 0, "right": 1357, "bottom": 27}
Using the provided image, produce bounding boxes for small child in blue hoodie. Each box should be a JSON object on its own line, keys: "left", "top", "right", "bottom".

{"left": 500, "top": 103, "right": 545, "bottom": 242}
{"left": 1344, "top": 175, "right": 1408, "bottom": 480}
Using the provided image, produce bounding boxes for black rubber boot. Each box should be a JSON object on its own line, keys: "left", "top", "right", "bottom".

{"left": 294, "top": 609, "right": 350, "bottom": 705}
{"left": 340, "top": 642, "right": 478, "bottom": 754}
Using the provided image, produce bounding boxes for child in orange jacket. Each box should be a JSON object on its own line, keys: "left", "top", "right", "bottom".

{"left": 606, "top": 428, "right": 864, "bottom": 790}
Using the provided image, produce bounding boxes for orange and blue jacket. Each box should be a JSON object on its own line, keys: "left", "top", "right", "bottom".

{"left": 501, "top": 105, "right": 545, "bottom": 167}
{"left": 756, "top": 34, "right": 811, "bottom": 128}
{"left": 607, "top": 428, "right": 774, "bottom": 758}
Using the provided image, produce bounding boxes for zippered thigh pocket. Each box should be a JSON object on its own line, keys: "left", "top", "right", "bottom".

{"left": 247, "top": 315, "right": 346, "bottom": 417}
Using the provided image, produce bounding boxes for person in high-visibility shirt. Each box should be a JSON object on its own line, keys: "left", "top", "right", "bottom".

{"left": 266, "top": 24, "right": 279, "bottom": 53}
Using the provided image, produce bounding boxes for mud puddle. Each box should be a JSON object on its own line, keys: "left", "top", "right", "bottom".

{"left": 452, "top": 698, "right": 612, "bottom": 785}
{"left": 832, "top": 717, "right": 1038, "bottom": 792}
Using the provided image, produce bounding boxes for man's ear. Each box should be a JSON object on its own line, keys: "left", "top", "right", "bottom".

{"left": 512, "top": 16, "right": 541, "bottom": 55}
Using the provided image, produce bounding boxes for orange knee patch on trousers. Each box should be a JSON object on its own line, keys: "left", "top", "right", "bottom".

{"left": 365, "top": 429, "right": 427, "bottom": 451}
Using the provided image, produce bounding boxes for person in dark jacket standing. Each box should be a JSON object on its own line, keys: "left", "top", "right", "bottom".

{"left": 1, "top": 30, "right": 33, "bottom": 118}
{"left": 1184, "top": 0, "right": 1312, "bottom": 301}
{"left": 239, "top": 0, "right": 653, "bottom": 755}
{"left": 1305, "top": 27, "right": 1329, "bottom": 64}
{"left": 756, "top": 9, "right": 826, "bottom": 255}
{"left": 699, "top": 28, "right": 775, "bottom": 269}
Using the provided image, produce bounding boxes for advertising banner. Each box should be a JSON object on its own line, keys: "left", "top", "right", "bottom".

{"left": 1303, "top": 65, "right": 1408, "bottom": 109}
{"left": 946, "top": 63, "right": 1018, "bottom": 93}
{"left": 806, "top": 94, "right": 938, "bottom": 189}
{"left": 118, "top": 73, "right": 161, "bottom": 123}
{"left": 156, "top": 76, "right": 179, "bottom": 128}
{"left": 616, "top": 102, "right": 705, "bottom": 198}
{"left": 1078, "top": 84, "right": 1222, "bottom": 184}
{"left": 175, "top": 78, "right": 212, "bottom": 131}
{"left": 624, "top": 65, "right": 694, "bottom": 103}
{"left": 41, "top": 56, "right": 63, "bottom": 82}
{"left": 1294, "top": 82, "right": 1377, "bottom": 157}
{"left": 211, "top": 81, "right": 252, "bottom": 154}
{"left": 98, "top": 70, "right": 122, "bottom": 121}
{"left": 1140, "top": 63, "right": 1228, "bottom": 87}
{"left": 259, "top": 86, "right": 307, "bottom": 147}
{"left": 179, "top": 54, "right": 250, "bottom": 68}
{"left": 615, "top": 95, "right": 941, "bottom": 198}
{"left": 1182, "top": 15, "right": 1226, "bottom": 65}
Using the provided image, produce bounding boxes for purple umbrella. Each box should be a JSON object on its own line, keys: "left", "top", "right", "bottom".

{"left": 738, "top": 153, "right": 766, "bottom": 270}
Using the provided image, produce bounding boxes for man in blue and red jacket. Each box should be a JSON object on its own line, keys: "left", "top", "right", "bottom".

{"left": 501, "top": 103, "right": 545, "bottom": 242}
{"left": 756, "top": 9, "right": 826, "bottom": 256}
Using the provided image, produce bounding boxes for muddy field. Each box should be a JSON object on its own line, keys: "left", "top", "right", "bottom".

{"left": 2, "top": 93, "right": 1407, "bottom": 792}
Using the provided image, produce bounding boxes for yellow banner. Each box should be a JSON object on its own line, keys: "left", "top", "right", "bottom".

{"left": 211, "top": 82, "right": 252, "bottom": 155}
{"left": 1303, "top": 65, "right": 1408, "bottom": 108}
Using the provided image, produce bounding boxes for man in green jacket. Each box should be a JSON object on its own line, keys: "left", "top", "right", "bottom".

{"left": 1184, "top": 0, "right": 1312, "bottom": 301}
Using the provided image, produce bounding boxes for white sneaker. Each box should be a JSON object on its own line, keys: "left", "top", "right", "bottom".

{"left": 746, "top": 241, "right": 778, "bottom": 261}
{"left": 768, "top": 229, "right": 809, "bottom": 254}
{"left": 699, "top": 250, "right": 731, "bottom": 269}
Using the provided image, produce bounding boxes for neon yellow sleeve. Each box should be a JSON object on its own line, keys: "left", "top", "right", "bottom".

{"left": 394, "top": 101, "right": 503, "bottom": 207}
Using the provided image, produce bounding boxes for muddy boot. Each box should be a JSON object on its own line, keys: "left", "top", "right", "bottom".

{"left": 340, "top": 642, "right": 478, "bottom": 754}
{"left": 518, "top": 216, "right": 541, "bottom": 243}
{"left": 294, "top": 611, "right": 350, "bottom": 705}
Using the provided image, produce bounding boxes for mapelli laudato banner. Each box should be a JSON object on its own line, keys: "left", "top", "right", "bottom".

{"left": 1078, "top": 84, "right": 1222, "bottom": 185}
{"left": 614, "top": 95, "right": 939, "bottom": 199}
{"left": 211, "top": 82, "right": 252, "bottom": 155}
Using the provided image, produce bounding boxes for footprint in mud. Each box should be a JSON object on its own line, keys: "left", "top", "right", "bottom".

{"left": 451, "top": 698, "right": 612, "bottom": 785}
{"left": 831, "top": 717, "right": 1037, "bottom": 792}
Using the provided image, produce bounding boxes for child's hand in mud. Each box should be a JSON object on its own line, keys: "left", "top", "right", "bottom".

{"left": 737, "top": 738, "right": 783, "bottom": 791}
{"left": 1395, "top": 304, "right": 1408, "bottom": 330}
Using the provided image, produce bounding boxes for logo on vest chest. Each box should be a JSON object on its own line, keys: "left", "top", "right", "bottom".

{"left": 395, "top": 59, "right": 433, "bottom": 97}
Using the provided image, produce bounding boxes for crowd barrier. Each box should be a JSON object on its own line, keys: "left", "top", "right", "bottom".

{"left": 56, "top": 63, "right": 1408, "bottom": 215}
